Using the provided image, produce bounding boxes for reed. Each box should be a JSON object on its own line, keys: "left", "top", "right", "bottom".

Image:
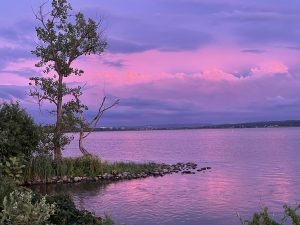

{"left": 108, "top": 161, "right": 160, "bottom": 174}
{"left": 23, "top": 155, "right": 160, "bottom": 182}
{"left": 240, "top": 205, "right": 300, "bottom": 225}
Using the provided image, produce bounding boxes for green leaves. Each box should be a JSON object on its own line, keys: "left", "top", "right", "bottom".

{"left": 240, "top": 205, "right": 300, "bottom": 225}
{"left": 0, "top": 190, "right": 55, "bottom": 225}
{"left": 0, "top": 102, "right": 40, "bottom": 161}
{"left": 29, "top": 0, "right": 107, "bottom": 158}
{"left": 0, "top": 156, "right": 26, "bottom": 182}
{"left": 32, "top": 0, "right": 106, "bottom": 76}
{"left": 45, "top": 193, "right": 112, "bottom": 225}
{"left": 283, "top": 204, "right": 300, "bottom": 225}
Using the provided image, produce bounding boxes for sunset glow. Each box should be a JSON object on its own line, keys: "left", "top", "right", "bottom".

{"left": 1, "top": 0, "right": 300, "bottom": 126}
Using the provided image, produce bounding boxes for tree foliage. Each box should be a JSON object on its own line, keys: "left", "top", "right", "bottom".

{"left": 29, "top": 0, "right": 107, "bottom": 159}
{"left": 0, "top": 102, "right": 40, "bottom": 162}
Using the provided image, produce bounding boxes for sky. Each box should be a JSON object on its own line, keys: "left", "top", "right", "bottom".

{"left": 1, "top": 0, "right": 300, "bottom": 126}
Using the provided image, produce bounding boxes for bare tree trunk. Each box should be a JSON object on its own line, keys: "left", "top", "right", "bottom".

{"left": 54, "top": 74, "right": 63, "bottom": 160}
{"left": 79, "top": 111, "right": 90, "bottom": 155}
{"left": 77, "top": 97, "right": 119, "bottom": 156}
{"left": 79, "top": 128, "right": 90, "bottom": 155}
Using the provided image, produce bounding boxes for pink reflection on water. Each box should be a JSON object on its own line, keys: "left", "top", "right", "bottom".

{"left": 200, "top": 170, "right": 233, "bottom": 205}
{"left": 60, "top": 129, "right": 300, "bottom": 225}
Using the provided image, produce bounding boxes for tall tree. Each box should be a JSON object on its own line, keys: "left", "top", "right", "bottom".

{"left": 29, "top": 0, "right": 107, "bottom": 159}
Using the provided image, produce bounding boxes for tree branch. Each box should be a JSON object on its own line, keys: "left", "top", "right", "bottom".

{"left": 82, "top": 97, "right": 119, "bottom": 139}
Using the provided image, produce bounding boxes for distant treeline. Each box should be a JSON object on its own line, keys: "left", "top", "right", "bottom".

{"left": 201, "top": 120, "right": 300, "bottom": 129}
{"left": 92, "top": 120, "right": 300, "bottom": 131}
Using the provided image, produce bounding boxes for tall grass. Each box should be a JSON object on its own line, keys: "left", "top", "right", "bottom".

{"left": 103, "top": 161, "right": 160, "bottom": 174}
{"left": 24, "top": 155, "right": 104, "bottom": 181}
{"left": 240, "top": 205, "right": 300, "bottom": 225}
{"left": 23, "top": 155, "right": 160, "bottom": 182}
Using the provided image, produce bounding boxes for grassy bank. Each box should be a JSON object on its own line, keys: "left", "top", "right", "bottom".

{"left": 23, "top": 155, "right": 165, "bottom": 184}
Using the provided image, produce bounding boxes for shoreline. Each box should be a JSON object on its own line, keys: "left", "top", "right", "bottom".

{"left": 22, "top": 162, "right": 211, "bottom": 186}
{"left": 87, "top": 120, "right": 300, "bottom": 132}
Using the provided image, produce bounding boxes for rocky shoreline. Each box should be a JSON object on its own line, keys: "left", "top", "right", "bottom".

{"left": 23, "top": 162, "right": 211, "bottom": 186}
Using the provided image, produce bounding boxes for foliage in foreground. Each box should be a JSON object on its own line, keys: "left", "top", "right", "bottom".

{"left": 0, "top": 156, "right": 26, "bottom": 182}
{"left": 45, "top": 193, "right": 114, "bottom": 225}
{"left": 0, "top": 179, "right": 114, "bottom": 225}
{"left": 0, "top": 175, "right": 17, "bottom": 210}
{"left": 0, "top": 190, "right": 55, "bottom": 225}
{"left": 240, "top": 205, "right": 300, "bottom": 225}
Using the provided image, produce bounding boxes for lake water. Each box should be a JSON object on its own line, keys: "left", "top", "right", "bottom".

{"left": 36, "top": 128, "right": 300, "bottom": 225}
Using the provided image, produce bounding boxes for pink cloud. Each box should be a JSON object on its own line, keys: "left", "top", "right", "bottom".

{"left": 199, "top": 69, "right": 238, "bottom": 81}
{"left": 250, "top": 62, "right": 289, "bottom": 77}
{"left": 64, "top": 44, "right": 300, "bottom": 92}
{"left": 2, "top": 43, "right": 300, "bottom": 124}
{"left": 4, "top": 43, "right": 298, "bottom": 90}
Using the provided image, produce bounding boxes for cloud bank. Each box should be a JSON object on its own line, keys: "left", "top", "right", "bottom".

{"left": 1, "top": 0, "right": 300, "bottom": 125}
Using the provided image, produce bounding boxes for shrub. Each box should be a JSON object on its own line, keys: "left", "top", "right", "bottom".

{"left": 0, "top": 156, "right": 26, "bottom": 182}
{"left": 0, "top": 102, "right": 40, "bottom": 161}
{"left": 0, "top": 183, "right": 113, "bottom": 225}
{"left": 0, "top": 175, "right": 16, "bottom": 210}
{"left": 0, "top": 190, "right": 55, "bottom": 225}
{"left": 46, "top": 193, "right": 114, "bottom": 225}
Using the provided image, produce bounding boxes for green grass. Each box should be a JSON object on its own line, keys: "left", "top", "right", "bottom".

{"left": 240, "top": 205, "right": 300, "bottom": 225}
{"left": 23, "top": 155, "right": 161, "bottom": 183}
{"left": 102, "top": 161, "right": 160, "bottom": 174}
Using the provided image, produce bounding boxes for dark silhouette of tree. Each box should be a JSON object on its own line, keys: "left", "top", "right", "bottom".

{"left": 29, "top": 0, "right": 107, "bottom": 159}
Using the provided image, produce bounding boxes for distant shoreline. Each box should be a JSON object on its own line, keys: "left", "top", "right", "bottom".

{"left": 90, "top": 120, "right": 300, "bottom": 132}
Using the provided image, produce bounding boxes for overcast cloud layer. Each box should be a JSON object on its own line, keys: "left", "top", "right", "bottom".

{"left": 1, "top": 0, "right": 300, "bottom": 126}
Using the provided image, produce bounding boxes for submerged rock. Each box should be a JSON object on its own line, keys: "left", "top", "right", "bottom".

{"left": 197, "top": 167, "right": 212, "bottom": 172}
{"left": 181, "top": 170, "right": 192, "bottom": 174}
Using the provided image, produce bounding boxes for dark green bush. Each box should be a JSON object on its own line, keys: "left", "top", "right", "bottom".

{"left": 0, "top": 179, "right": 113, "bottom": 225}
{"left": 0, "top": 175, "right": 16, "bottom": 210}
{"left": 0, "top": 190, "right": 55, "bottom": 225}
{"left": 0, "top": 102, "right": 40, "bottom": 161}
{"left": 0, "top": 156, "right": 26, "bottom": 182}
{"left": 46, "top": 193, "right": 114, "bottom": 225}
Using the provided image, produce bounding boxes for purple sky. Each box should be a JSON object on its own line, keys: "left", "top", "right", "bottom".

{"left": 1, "top": 0, "right": 300, "bottom": 126}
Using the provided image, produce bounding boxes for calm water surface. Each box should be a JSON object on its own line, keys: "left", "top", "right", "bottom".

{"left": 37, "top": 128, "right": 300, "bottom": 225}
